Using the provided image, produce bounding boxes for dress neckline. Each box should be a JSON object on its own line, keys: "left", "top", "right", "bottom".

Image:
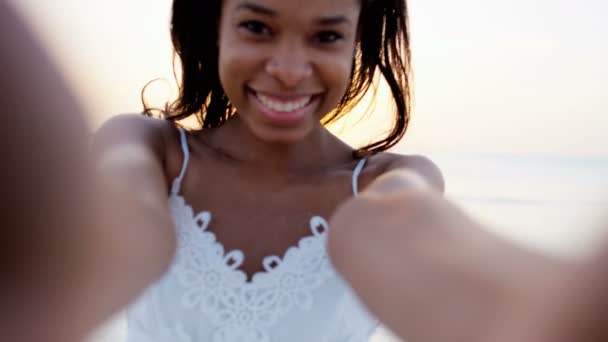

{"left": 169, "top": 127, "right": 368, "bottom": 284}
{"left": 169, "top": 189, "right": 331, "bottom": 285}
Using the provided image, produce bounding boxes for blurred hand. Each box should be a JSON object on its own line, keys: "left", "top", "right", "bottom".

{"left": 0, "top": 4, "right": 133, "bottom": 341}
{"left": 328, "top": 170, "right": 564, "bottom": 342}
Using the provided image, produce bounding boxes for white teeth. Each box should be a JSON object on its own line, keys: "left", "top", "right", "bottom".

{"left": 256, "top": 93, "right": 312, "bottom": 112}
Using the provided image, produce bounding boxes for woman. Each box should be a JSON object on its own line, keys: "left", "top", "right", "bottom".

{"left": 94, "top": 0, "right": 442, "bottom": 341}
{"left": 5, "top": 1, "right": 607, "bottom": 342}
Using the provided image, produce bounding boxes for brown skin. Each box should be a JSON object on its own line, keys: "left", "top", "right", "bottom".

{"left": 95, "top": 116, "right": 440, "bottom": 282}
{"left": 490, "top": 239, "right": 608, "bottom": 342}
{"left": 328, "top": 169, "right": 608, "bottom": 342}
{"left": 1, "top": 4, "right": 190, "bottom": 341}
{"left": 218, "top": 0, "right": 361, "bottom": 143}
{"left": 1, "top": 3, "right": 104, "bottom": 341}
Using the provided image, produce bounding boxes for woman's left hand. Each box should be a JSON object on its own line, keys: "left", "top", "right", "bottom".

{"left": 327, "top": 169, "right": 562, "bottom": 342}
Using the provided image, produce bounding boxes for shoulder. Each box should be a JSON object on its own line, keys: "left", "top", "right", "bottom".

{"left": 93, "top": 114, "right": 184, "bottom": 179}
{"left": 94, "top": 113, "right": 177, "bottom": 149}
{"left": 373, "top": 152, "right": 445, "bottom": 193}
{"left": 93, "top": 113, "right": 185, "bottom": 160}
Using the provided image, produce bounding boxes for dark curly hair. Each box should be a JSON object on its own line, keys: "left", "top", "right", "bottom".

{"left": 143, "top": 0, "right": 412, "bottom": 157}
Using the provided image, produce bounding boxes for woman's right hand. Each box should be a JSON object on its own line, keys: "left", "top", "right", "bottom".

{"left": 91, "top": 114, "right": 180, "bottom": 310}
{"left": 1, "top": 5, "right": 178, "bottom": 340}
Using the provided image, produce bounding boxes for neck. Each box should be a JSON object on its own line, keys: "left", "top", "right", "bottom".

{"left": 199, "top": 116, "right": 354, "bottom": 176}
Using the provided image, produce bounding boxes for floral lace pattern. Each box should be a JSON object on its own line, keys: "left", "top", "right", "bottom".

{"left": 168, "top": 194, "right": 335, "bottom": 342}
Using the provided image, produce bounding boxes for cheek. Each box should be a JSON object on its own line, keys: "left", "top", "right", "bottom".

{"left": 218, "top": 25, "right": 247, "bottom": 83}
{"left": 218, "top": 39, "right": 264, "bottom": 91}
{"left": 319, "top": 52, "right": 355, "bottom": 97}
{"left": 218, "top": 41, "right": 242, "bottom": 85}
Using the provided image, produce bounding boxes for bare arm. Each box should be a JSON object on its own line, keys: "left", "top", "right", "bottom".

{"left": 0, "top": 3, "right": 179, "bottom": 340}
{"left": 384, "top": 154, "right": 446, "bottom": 194}
{"left": 489, "top": 236, "right": 608, "bottom": 342}
{"left": 0, "top": 3, "right": 99, "bottom": 341}
{"left": 90, "top": 114, "right": 178, "bottom": 315}
{"left": 0, "top": 3, "right": 135, "bottom": 341}
{"left": 328, "top": 170, "right": 569, "bottom": 342}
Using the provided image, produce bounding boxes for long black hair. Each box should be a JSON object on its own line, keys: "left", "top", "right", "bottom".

{"left": 143, "top": 0, "right": 412, "bottom": 157}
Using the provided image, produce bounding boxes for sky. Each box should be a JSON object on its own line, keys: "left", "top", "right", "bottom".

{"left": 12, "top": 0, "right": 608, "bottom": 157}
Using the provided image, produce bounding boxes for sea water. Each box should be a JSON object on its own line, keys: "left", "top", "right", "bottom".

{"left": 437, "top": 153, "right": 608, "bottom": 256}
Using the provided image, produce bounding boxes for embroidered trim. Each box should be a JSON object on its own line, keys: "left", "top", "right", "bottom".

{"left": 168, "top": 194, "right": 334, "bottom": 342}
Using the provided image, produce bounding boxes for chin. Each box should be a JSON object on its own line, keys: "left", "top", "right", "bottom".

{"left": 248, "top": 121, "right": 316, "bottom": 144}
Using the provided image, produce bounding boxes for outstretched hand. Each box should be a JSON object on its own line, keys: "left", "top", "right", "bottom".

{"left": 327, "top": 169, "right": 564, "bottom": 342}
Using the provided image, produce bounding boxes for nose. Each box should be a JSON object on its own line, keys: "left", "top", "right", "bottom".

{"left": 265, "top": 41, "right": 312, "bottom": 89}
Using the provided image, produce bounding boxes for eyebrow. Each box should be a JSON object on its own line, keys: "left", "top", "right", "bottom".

{"left": 236, "top": 3, "right": 277, "bottom": 16}
{"left": 315, "top": 16, "right": 351, "bottom": 26}
{"left": 236, "top": 2, "right": 352, "bottom": 26}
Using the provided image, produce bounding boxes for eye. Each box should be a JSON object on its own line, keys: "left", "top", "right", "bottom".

{"left": 238, "top": 20, "right": 272, "bottom": 36}
{"left": 314, "top": 31, "right": 344, "bottom": 44}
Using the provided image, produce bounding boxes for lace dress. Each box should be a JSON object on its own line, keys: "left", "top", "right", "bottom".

{"left": 126, "top": 128, "right": 378, "bottom": 342}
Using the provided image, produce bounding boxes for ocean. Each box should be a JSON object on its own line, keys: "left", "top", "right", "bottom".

{"left": 436, "top": 153, "right": 608, "bottom": 257}
{"left": 89, "top": 153, "right": 608, "bottom": 342}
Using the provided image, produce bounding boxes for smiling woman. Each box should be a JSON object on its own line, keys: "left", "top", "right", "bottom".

{"left": 215, "top": 0, "right": 360, "bottom": 142}
{"left": 7, "top": 0, "right": 608, "bottom": 341}
{"left": 91, "top": 0, "right": 442, "bottom": 341}
{"left": 145, "top": 0, "right": 411, "bottom": 154}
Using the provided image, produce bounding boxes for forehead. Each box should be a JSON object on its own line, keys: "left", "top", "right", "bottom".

{"left": 223, "top": 0, "right": 361, "bottom": 22}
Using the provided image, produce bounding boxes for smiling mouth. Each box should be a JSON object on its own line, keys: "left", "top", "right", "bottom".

{"left": 249, "top": 89, "right": 316, "bottom": 113}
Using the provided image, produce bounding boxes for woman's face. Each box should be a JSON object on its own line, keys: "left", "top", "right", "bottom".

{"left": 218, "top": 0, "right": 361, "bottom": 143}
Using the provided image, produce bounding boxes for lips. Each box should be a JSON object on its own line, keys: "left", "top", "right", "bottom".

{"left": 247, "top": 88, "right": 321, "bottom": 125}
{"left": 255, "top": 92, "right": 312, "bottom": 113}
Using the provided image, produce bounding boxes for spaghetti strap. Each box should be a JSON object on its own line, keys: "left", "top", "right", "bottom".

{"left": 351, "top": 158, "right": 367, "bottom": 195}
{"left": 170, "top": 127, "right": 190, "bottom": 196}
